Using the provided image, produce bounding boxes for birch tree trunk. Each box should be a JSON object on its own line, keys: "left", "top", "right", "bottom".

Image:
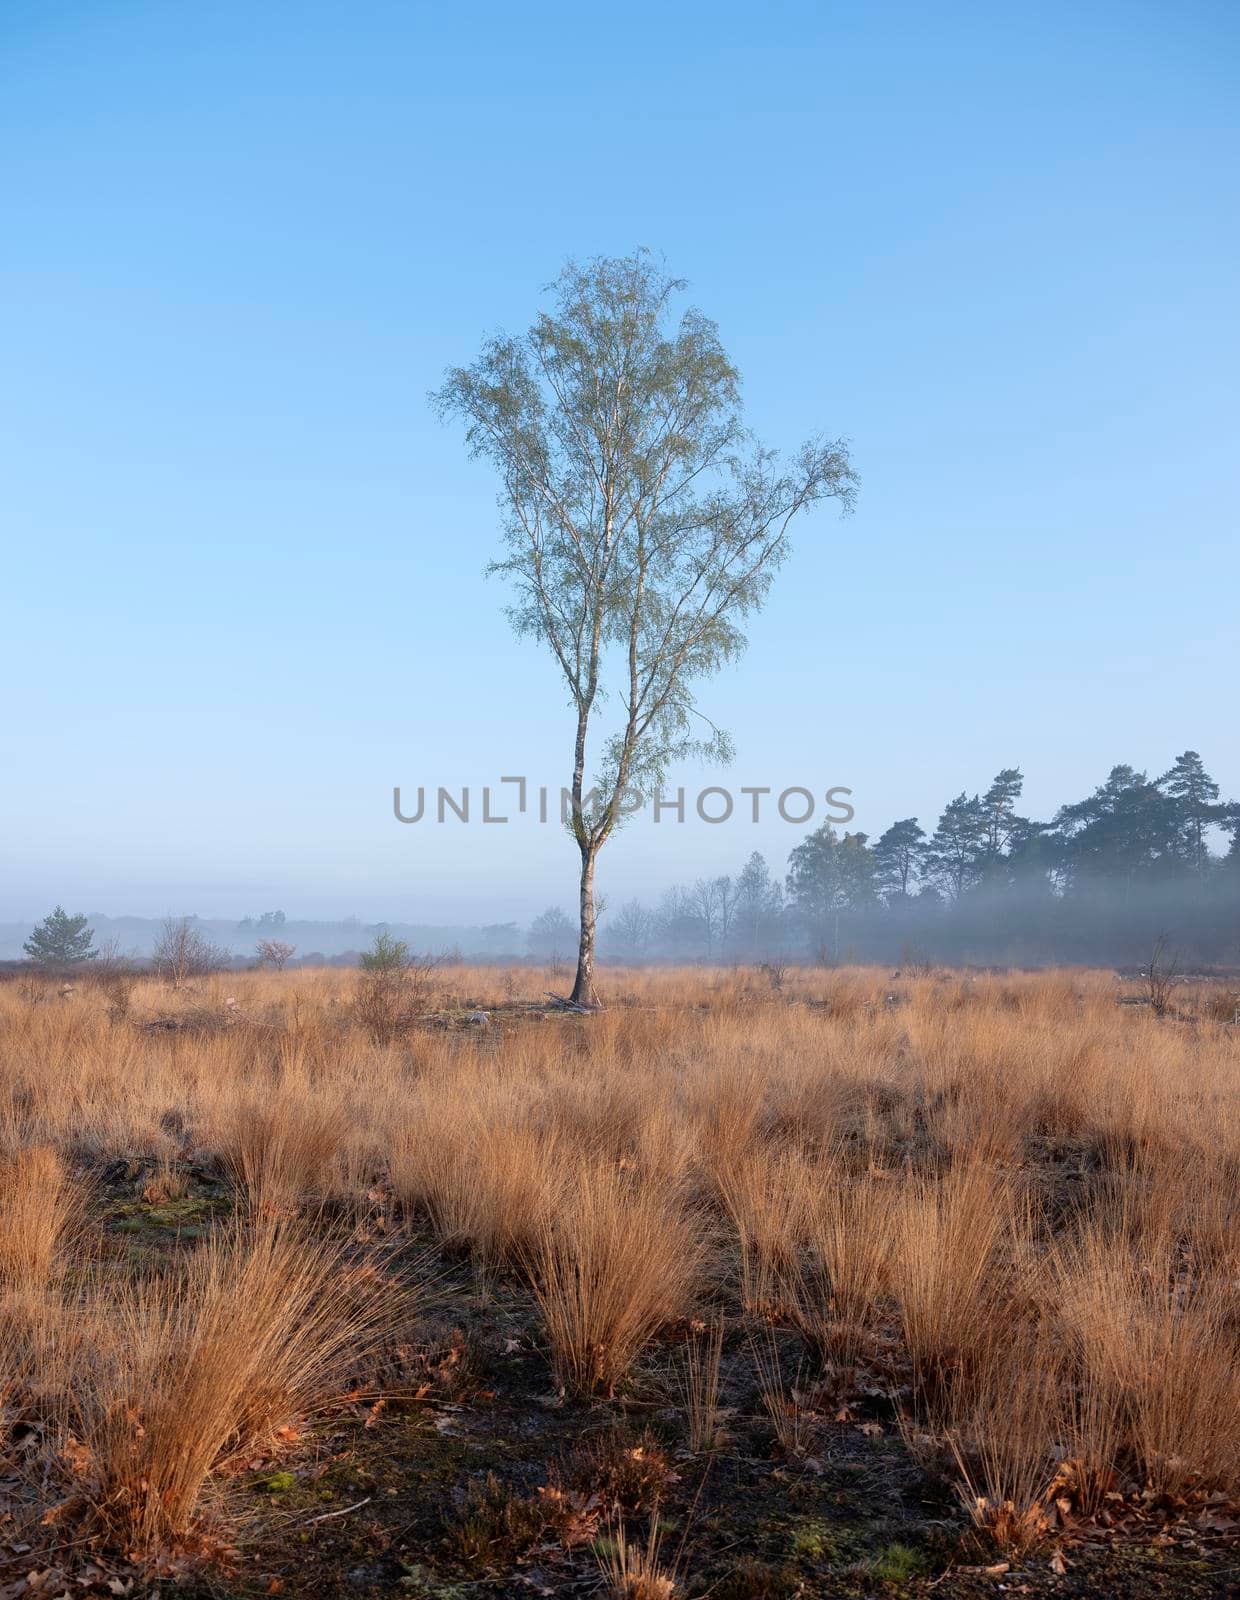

{"left": 571, "top": 843, "right": 599, "bottom": 1007}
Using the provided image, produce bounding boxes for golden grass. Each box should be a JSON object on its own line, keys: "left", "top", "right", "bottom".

{"left": 890, "top": 1159, "right": 1022, "bottom": 1397}
{"left": 390, "top": 1086, "right": 565, "bottom": 1266}
{"left": 598, "top": 1504, "right": 677, "bottom": 1599}
{"left": 72, "top": 1219, "right": 402, "bottom": 1548}
{"left": 527, "top": 1157, "right": 703, "bottom": 1396}
{"left": 673, "top": 1313, "right": 725, "bottom": 1452}
{"left": 0, "top": 961, "right": 1237, "bottom": 1564}
{"left": 0, "top": 1144, "right": 84, "bottom": 1293}
{"left": 785, "top": 1165, "right": 897, "bottom": 1371}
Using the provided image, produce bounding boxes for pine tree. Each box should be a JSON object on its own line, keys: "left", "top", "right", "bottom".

{"left": 924, "top": 793, "right": 988, "bottom": 900}
{"left": 872, "top": 818, "right": 926, "bottom": 901}
{"left": 23, "top": 906, "right": 97, "bottom": 966}
{"left": 979, "top": 767, "right": 1027, "bottom": 875}
{"left": 1053, "top": 765, "right": 1181, "bottom": 884}
{"left": 1159, "top": 750, "right": 1223, "bottom": 878}
{"left": 837, "top": 832, "right": 878, "bottom": 907}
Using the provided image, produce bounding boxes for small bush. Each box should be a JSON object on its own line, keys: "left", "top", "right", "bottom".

{"left": 351, "top": 934, "right": 440, "bottom": 1042}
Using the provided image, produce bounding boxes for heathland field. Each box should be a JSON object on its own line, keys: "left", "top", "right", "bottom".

{"left": 1, "top": 965, "right": 1237, "bottom": 1598}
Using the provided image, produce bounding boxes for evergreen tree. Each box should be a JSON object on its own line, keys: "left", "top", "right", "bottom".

{"left": 924, "top": 793, "right": 988, "bottom": 900}
{"left": 1158, "top": 750, "right": 1223, "bottom": 878}
{"left": 1005, "top": 816, "right": 1057, "bottom": 886}
{"left": 978, "top": 767, "right": 1027, "bottom": 877}
{"left": 837, "top": 832, "right": 879, "bottom": 907}
{"left": 872, "top": 818, "right": 926, "bottom": 901}
{"left": 23, "top": 906, "right": 97, "bottom": 965}
{"left": 1223, "top": 805, "right": 1240, "bottom": 871}
{"left": 1053, "top": 765, "right": 1182, "bottom": 885}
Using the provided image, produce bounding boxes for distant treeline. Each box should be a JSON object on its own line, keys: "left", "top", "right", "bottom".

{"left": 561, "top": 750, "right": 1240, "bottom": 968}
{"left": 0, "top": 911, "right": 523, "bottom": 966}
{"left": 7, "top": 753, "right": 1237, "bottom": 972}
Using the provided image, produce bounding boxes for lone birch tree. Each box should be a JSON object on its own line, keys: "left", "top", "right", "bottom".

{"left": 433, "top": 252, "right": 856, "bottom": 1006}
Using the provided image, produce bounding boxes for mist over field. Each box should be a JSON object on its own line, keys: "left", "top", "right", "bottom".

{"left": 9, "top": 749, "right": 1237, "bottom": 970}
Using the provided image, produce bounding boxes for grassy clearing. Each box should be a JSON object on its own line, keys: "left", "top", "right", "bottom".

{"left": 0, "top": 963, "right": 1236, "bottom": 1595}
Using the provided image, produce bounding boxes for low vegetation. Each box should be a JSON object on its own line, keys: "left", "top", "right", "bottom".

{"left": 0, "top": 963, "right": 1236, "bottom": 1596}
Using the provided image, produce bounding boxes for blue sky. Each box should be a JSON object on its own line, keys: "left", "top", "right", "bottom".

{"left": 2, "top": 0, "right": 1236, "bottom": 924}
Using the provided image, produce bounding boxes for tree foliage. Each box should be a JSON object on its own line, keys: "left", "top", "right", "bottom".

{"left": 23, "top": 906, "right": 96, "bottom": 966}
{"left": 595, "top": 749, "right": 1238, "bottom": 966}
{"left": 434, "top": 250, "right": 856, "bottom": 1003}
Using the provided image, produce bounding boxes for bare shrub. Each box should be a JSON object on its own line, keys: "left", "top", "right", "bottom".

{"left": 89, "top": 941, "right": 141, "bottom": 1022}
{"left": 1144, "top": 934, "right": 1182, "bottom": 1017}
{"left": 757, "top": 957, "right": 788, "bottom": 993}
{"left": 151, "top": 916, "right": 229, "bottom": 989}
{"left": 255, "top": 937, "right": 296, "bottom": 971}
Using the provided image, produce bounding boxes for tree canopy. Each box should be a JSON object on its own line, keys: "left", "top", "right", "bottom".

{"left": 23, "top": 906, "right": 96, "bottom": 966}
{"left": 434, "top": 250, "right": 856, "bottom": 1003}
{"left": 592, "top": 749, "right": 1239, "bottom": 967}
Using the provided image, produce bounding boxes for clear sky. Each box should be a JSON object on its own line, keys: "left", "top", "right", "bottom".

{"left": 2, "top": 0, "right": 1237, "bottom": 925}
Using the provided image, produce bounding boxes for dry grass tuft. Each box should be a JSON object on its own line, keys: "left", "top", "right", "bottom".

{"left": 391, "top": 1095, "right": 564, "bottom": 1265}
{"left": 0, "top": 1145, "right": 84, "bottom": 1293}
{"left": 68, "top": 1219, "right": 404, "bottom": 1549}
{"left": 213, "top": 1087, "right": 349, "bottom": 1215}
{"left": 715, "top": 1149, "right": 810, "bottom": 1316}
{"left": 890, "top": 1160, "right": 1020, "bottom": 1397}
{"left": 598, "top": 1504, "right": 677, "bottom": 1600}
{"left": 938, "top": 1323, "right": 1064, "bottom": 1556}
{"left": 785, "top": 1166, "right": 895, "bottom": 1370}
{"left": 749, "top": 1329, "right": 817, "bottom": 1458}
{"left": 1051, "top": 1219, "right": 1240, "bottom": 1494}
{"left": 527, "top": 1159, "right": 702, "bottom": 1396}
{"left": 673, "top": 1314, "right": 726, "bottom": 1452}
